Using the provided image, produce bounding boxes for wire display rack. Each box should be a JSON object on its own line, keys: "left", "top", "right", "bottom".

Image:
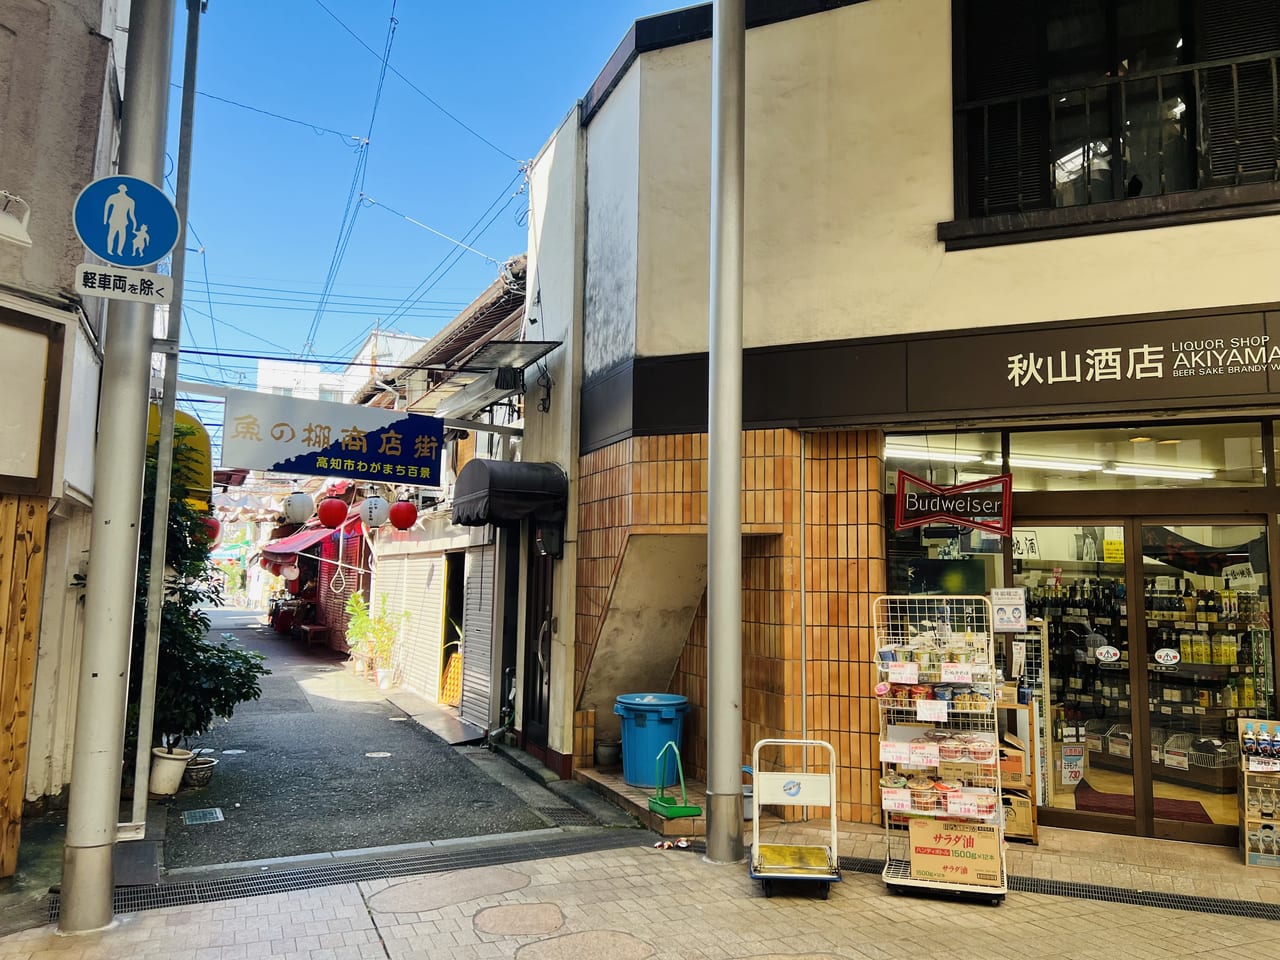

{"left": 874, "top": 595, "right": 1007, "bottom": 902}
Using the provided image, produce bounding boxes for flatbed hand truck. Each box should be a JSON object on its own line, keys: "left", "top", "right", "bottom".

{"left": 748, "top": 738, "right": 842, "bottom": 899}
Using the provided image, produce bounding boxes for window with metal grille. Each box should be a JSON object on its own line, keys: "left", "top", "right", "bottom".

{"left": 956, "top": 0, "right": 1280, "bottom": 220}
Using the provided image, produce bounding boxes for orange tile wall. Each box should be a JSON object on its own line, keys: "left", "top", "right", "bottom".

{"left": 576, "top": 428, "right": 885, "bottom": 823}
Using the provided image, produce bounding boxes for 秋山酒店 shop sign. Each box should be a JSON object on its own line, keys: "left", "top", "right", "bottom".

{"left": 905, "top": 308, "right": 1280, "bottom": 418}
{"left": 894, "top": 471, "right": 1012, "bottom": 536}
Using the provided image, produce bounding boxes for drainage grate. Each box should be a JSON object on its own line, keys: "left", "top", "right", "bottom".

{"left": 536, "top": 807, "right": 597, "bottom": 827}
{"left": 47, "top": 829, "right": 641, "bottom": 921}
{"left": 181, "top": 808, "right": 224, "bottom": 825}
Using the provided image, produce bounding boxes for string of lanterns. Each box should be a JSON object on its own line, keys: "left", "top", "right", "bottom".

{"left": 280, "top": 491, "right": 419, "bottom": 531}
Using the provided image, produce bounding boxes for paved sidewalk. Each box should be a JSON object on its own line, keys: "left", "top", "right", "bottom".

{"left": 3, "top": 839, "right": 1277, "bottom": 960}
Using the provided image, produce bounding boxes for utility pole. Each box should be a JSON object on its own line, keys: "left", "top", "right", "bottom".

{"left": 61, "top": 0, "right": 175, "bottom": 932}
{"left": 704, "top": 0, "right": 746, "bottom": 866}
{"left": 131, "top": 0, "right": 204, "bottom": 837}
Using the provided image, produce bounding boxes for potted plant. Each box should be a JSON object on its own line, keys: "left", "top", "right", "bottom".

{"left": 344, "top": 593, "right": 404, "bottom": 688}
{"left": 128, "top": 427, "right": 270, "bottom": 796}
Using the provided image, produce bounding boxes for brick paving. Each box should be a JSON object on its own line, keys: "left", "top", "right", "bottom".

{"left": 3, "top": 841, "right": 1277, "bottom": 960}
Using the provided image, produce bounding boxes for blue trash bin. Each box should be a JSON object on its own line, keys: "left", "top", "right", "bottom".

{"left": 614, "top": 693, "right": 690, "bottom": 787}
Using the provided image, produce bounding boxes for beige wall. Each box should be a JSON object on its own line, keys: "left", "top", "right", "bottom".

{"left": 525, "top": 108, "right": 588, "bottom": 760}
{"left": 634, "top": 0, "right": 1280, "bottom": 358}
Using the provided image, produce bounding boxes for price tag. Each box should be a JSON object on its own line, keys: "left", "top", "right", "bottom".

{"left": 946, "top": 794, "right": 981, "bottom": 817}
{"left": 909, "top": 741, "right": 940, "bottom": 766}
{"left": 881, "top": 788, "right": 912, "bottom": 811}
{"left": 887, "top": 662, "right": 919, "bottom": 683}
{"left": 941, "top": 663, "right": 974, "bottom": 683}
{"left": 1249, "top": 757, "right": 1280, "bottom": 772}
{"left": 916, "top": 700, "right": 949, "bottom": 722}
{"left": 1164, "top": 749, "right": 1189, "bottom": 771}
{"left": 879, "top": 741, "right": 911, "bottom": 764}
{"left": 1182, "top": 705, "right": 1196, "bottom": 714}
{"left": 1061, "top": 744, "right": 1085, "bottom": 784}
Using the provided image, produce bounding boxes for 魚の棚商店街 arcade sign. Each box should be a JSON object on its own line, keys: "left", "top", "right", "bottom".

{"left": 220, "top": 389, "right": 444, "bottom": 487}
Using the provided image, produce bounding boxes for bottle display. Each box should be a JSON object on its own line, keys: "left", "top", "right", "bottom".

{"left": 1015, "top": 523, "right": 1276, "bottom": 835}
{"left": 1238, "top": 718, "right": 1280, "bottom": 868}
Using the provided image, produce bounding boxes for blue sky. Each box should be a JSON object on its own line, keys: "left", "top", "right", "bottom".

{"left": 170, "top": 0, "right": 675, "bottom": 412}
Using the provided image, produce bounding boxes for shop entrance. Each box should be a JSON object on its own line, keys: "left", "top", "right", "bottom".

{"left": 1015, "top": 518, "right": 1274, "bottom": 845}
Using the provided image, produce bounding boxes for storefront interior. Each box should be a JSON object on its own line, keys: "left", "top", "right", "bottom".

{"left": 886, "top": 418, "right": 1279, "bottom": 846}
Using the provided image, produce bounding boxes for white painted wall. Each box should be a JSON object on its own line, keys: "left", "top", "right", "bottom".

{"left": 630, "top": 0, "right": 1280, "bottom": 358}
{"left": 582, "top": 67, "right": 640, "bottom": 379}
{"left": 524, "top": 107, "right": 587, "bottom": 759}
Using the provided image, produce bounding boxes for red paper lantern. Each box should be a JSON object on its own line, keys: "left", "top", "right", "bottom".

{"left": 388, "top": 500, "right": 418, "bottom": 530}
{"left": 203, "top": 516, "right": 222, "bottom": 545}
{"left": 316, "top": 497, "right": 348, "bottom": 528}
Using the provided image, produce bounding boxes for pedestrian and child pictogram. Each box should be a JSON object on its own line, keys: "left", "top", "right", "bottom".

{"left": 73, "top": 175, "right": 180, "bottom": 268}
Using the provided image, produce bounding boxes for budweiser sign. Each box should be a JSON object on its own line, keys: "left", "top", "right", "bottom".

{"left": 894, "top": 471, "right": 1013, "bottom": 537}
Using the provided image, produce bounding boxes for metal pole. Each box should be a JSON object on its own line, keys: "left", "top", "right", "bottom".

{"left": 61, "top": 0, "right": 175, "bottom": 933}
{"left": 130, "top": 0, "right": 203, "bottom": 833}
{"left": 704, "top": 0, "right": 746, "bottom": 866}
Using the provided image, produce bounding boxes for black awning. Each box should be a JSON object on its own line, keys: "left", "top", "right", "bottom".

{"left": 451, "top": 459, "right": 567, "bottom": 527}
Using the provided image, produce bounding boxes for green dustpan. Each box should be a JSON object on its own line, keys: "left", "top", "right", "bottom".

{"left": 648, "top": 741, "right": 702, "bottom": 819}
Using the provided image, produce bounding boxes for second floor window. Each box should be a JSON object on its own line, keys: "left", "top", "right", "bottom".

{"left": 957, "top": 0, "right": 1280, "bottom": 218}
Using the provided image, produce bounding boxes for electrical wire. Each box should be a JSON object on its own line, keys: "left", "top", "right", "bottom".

{"left": 382, "top": 168, "right": 526, "bottom": 330}
{"left": 360, "top": 195, "right": 500, "bottom": 264}
{"left": 170, "top": 83, "right": 362, "bottom": 143}
{"left": 303, "top": 1, "right": 398, "bottom": 357}
{"left": 179, "top": 346, "right": 454, "bottom": 370}
{"left": 184, "top": 279, "right": 467, "bottom": 307}
{"left": 312, "top": 0, "right": 521, "bottom": 163}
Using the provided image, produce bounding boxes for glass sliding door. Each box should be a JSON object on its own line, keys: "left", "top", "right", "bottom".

{"left": 1013, "top": 523, "right": 1135, "bottom": 826}
{"left": 1140, "top": 521, "right": 1274, "bottom": 841}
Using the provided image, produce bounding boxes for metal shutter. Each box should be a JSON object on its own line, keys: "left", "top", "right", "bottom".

{"left": 1196, "top": 0, "right": 1280, "bottom": 185}
{"left": 961, "top": 1, "right": 1050, "bottom": 215}
{"left": 372, "top": 553, "right": 410, "bottom": 676}
{"left": 401, "top": 554, "right": 445, "bottom": 702}
{"left": 460, "top": 545, "right": 496, "bottom": 728}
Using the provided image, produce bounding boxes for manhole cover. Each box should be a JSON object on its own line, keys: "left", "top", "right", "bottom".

{"left": 220, "top": 749, "right": 246, "bottom": 755}
{"left": 365, "top": 752, "right": 392, "bottom": 758}
{"left": 181, "top": 808, "right": 224, "bottom": 825}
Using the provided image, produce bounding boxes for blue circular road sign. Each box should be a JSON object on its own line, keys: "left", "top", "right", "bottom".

{"left": 73, "top": 175, "right": 180, "bottom": 268}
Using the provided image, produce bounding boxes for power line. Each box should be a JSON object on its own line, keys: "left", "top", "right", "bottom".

{"left": 170, "top": 83, "right": 362, "bottom": 142}
{"left": 312, "top": 0, "right": 521, "bottom": 163}
{"left": 361, "top": 195, "right": 500, "bottom": 264}
{"left": 180, "top": 347, "right": 447, "bottom": 370}
{"left": 187, "top": 279, "right": 467, "bottom": 307}
{"left": 304, "top": 1, "right": 399, "bottom": 356}
{"left": 382, "top": 169, "right": 525, "bottom": 329}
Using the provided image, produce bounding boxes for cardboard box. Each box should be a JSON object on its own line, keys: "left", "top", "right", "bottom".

{"left": 999, "top": 731, "right": 1028, "bottom": 790}
{"left": 1001, "top": 790, "right": 1035, "bottom": 840}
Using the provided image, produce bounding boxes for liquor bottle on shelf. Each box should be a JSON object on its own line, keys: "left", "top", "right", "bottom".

{"left": 1183, "top": 579, "right": 1197, "bottom": 617}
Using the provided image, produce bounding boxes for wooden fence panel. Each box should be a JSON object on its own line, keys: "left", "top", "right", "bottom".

{"left": 0, "top": 496, "right": 48, "bottom": 877}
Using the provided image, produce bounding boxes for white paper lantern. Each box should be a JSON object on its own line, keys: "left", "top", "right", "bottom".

{"left": 282, "top": 492, "right": 315, "bottom": 524}
{"left": 358, "top": 496, "right": 390, "bottom": 528}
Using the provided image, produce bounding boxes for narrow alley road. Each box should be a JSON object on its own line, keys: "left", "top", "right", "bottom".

{"left": 160, "top": 607, "right": 551, "bottom": 869}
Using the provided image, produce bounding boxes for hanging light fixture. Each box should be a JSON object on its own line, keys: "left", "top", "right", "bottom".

{"left": 358, "top": 496, "right": 390, "bottom": 528}
{"left": 316, "top": 497, "right": 348, "bottom": 528}
{"left": 282, "top": 491, "right": 315, "bottom": 524}
{"left": 280, "top": 562, "right": 300, "bottom": 582}
{"left": 0, "top": 191, "right": 33, "bottom": 248}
